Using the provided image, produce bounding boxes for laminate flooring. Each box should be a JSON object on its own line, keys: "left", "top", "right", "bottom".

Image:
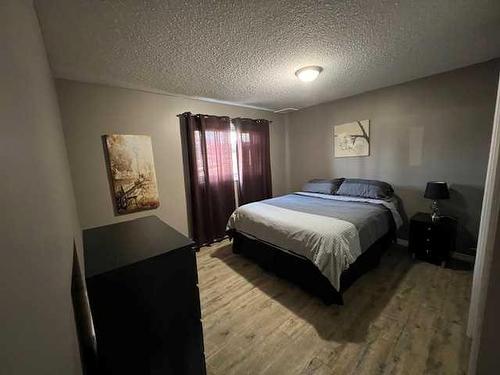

{"left": 197, "top": 241, "right": 472, "bottom": 375}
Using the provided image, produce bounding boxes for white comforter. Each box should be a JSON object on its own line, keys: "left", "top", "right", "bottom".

{"left": 227, "top": 193, "right": 401, "bottom": 290}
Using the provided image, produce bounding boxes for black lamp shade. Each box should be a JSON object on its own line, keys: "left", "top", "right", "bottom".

{"left": 424, "top": 182, "right": 450, "bottom": 200}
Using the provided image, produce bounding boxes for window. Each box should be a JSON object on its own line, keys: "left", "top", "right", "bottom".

{"left": 230, "top": 122, "right": 239, "bottom": 181}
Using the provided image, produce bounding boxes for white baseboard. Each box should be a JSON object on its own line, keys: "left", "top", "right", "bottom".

{"left": 451, "top": 252, "right": 475, "bottom": 263}
{"left": 395, "top": 237, "right": 475, "bottom": 263}
{"left": 396, "top": 238, "right": 409, "bottom": 247}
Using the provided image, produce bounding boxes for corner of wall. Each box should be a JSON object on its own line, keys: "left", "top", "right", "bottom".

{"left": 284, "top": 112, "right": 292, "bottom": 193}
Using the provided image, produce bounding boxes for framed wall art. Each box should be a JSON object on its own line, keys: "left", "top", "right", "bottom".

{"left": 334, "top": 120, "right": 370, "bottom": 158}
{"left": 104, "top": 134, "right": 160, "bottom": 214}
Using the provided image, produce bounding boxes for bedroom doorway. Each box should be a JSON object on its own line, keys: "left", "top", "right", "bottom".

{"left": 467, "top": 71, "right": 500, "bottom": 374}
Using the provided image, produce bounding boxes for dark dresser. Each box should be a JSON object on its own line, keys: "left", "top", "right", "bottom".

{"left": 409, "top": 212, "right": 457, "bottom": 266}
{"left": 83, "top": 216, "right": 206, "bottom": 375}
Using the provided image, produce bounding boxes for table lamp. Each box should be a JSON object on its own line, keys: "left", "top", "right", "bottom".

{"left": 424, "top": 181, "right": 450, "bottom": 222}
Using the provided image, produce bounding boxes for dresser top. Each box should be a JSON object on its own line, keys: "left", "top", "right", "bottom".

{"left": 83, "top": 216, "right": 194, "bottom": 278}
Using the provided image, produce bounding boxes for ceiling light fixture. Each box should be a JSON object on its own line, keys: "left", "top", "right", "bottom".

{"left": 295, "top": 66, "right": 323, "bottom": 82}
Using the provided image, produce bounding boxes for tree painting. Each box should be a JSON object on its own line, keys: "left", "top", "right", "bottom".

{"left": 105, "top": 134, "right": 160, "bottom": 214}
{"left": 334, "top": 120, "right": 370, "bottom": 158}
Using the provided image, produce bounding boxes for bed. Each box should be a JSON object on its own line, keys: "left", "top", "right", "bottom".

{"left": 226, "top": 181, "right": 403, "bottom": 305}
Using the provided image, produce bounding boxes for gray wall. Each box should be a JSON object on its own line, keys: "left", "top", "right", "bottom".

{"left": 56, "top": 80, "right": 287, "bottom": 233}
{"left": 0, "top": 1, "right": 82, "bottom": 374}
{"left": 287, "top": 61, "right": 500, "bottom": 250}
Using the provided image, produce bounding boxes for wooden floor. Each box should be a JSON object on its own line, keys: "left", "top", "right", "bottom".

{"left": 197, "top": 240, "right": 472, "bottom": 375}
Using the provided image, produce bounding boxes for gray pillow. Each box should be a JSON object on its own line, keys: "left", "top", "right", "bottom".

{"left": 336, "top": 178, "right": 394, "bottom": 199}
{"left": 302, "top": 178, "right": 345, "bottom": 195}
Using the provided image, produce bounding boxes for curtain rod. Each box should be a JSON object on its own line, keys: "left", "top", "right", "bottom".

{"left": 177, "top": 112, "right": 229, "bottom": 120}
{"left": 232, "top": 117, "right": 272, "bottom": 124}
{"left": 177, "top": 112, "right": 272, "bottom": 123}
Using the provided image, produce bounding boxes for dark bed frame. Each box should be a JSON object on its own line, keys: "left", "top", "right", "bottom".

{"left": 229, "top": 230, "right": 395, "bottom": 305}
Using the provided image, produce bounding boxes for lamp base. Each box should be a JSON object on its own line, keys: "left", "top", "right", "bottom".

{"left": 430, "top": 200, "right": 441, "bottom": 222}
{"left": 431, "top": 212, "right": 441, "bottom": 222}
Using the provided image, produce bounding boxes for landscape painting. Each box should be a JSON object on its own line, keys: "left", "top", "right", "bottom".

{"left": 334, "top": 120, "right": 370, "bottom": 158}
{"left": 104, "top": 134, "right": 160, "bottom": 214}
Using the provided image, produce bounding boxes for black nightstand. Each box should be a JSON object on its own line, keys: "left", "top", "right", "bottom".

{"left": 409, "top": 212, "right": 457, "bottom": 266}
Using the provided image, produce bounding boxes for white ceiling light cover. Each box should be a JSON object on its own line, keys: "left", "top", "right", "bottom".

{"left": 295, "top": 66, "right": 323, "bottom": 82}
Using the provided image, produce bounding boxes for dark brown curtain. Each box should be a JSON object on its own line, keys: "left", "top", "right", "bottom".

{"left": 179, "top": 112, "right": 236, "bottom": 246}
{"left": 233, "top": 118, "right": 272, "bottom": 205}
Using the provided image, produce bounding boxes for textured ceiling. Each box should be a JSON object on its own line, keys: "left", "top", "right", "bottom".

{"left": 35, "top": 0, "right": 500, "bottom": 111}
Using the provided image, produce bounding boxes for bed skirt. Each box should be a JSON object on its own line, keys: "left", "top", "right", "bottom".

{"left": 229, "top": 230, "right": 395, "bottom": 305}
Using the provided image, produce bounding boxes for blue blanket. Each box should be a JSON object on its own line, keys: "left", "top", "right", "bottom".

{"left": 261, "top": 193, "right": 395, "bottom": 251}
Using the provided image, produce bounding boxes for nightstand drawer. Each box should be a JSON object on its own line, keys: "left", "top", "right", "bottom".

{"left": 409, "top": 224, "right": 434, "bottom": 247}
{"left": 408, "top": 213, "right": 457, "bottom": 266}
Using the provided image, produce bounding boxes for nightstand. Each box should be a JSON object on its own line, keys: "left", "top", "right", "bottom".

{"left": 409, "top": 212, "right": 457, "bottom": 266}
